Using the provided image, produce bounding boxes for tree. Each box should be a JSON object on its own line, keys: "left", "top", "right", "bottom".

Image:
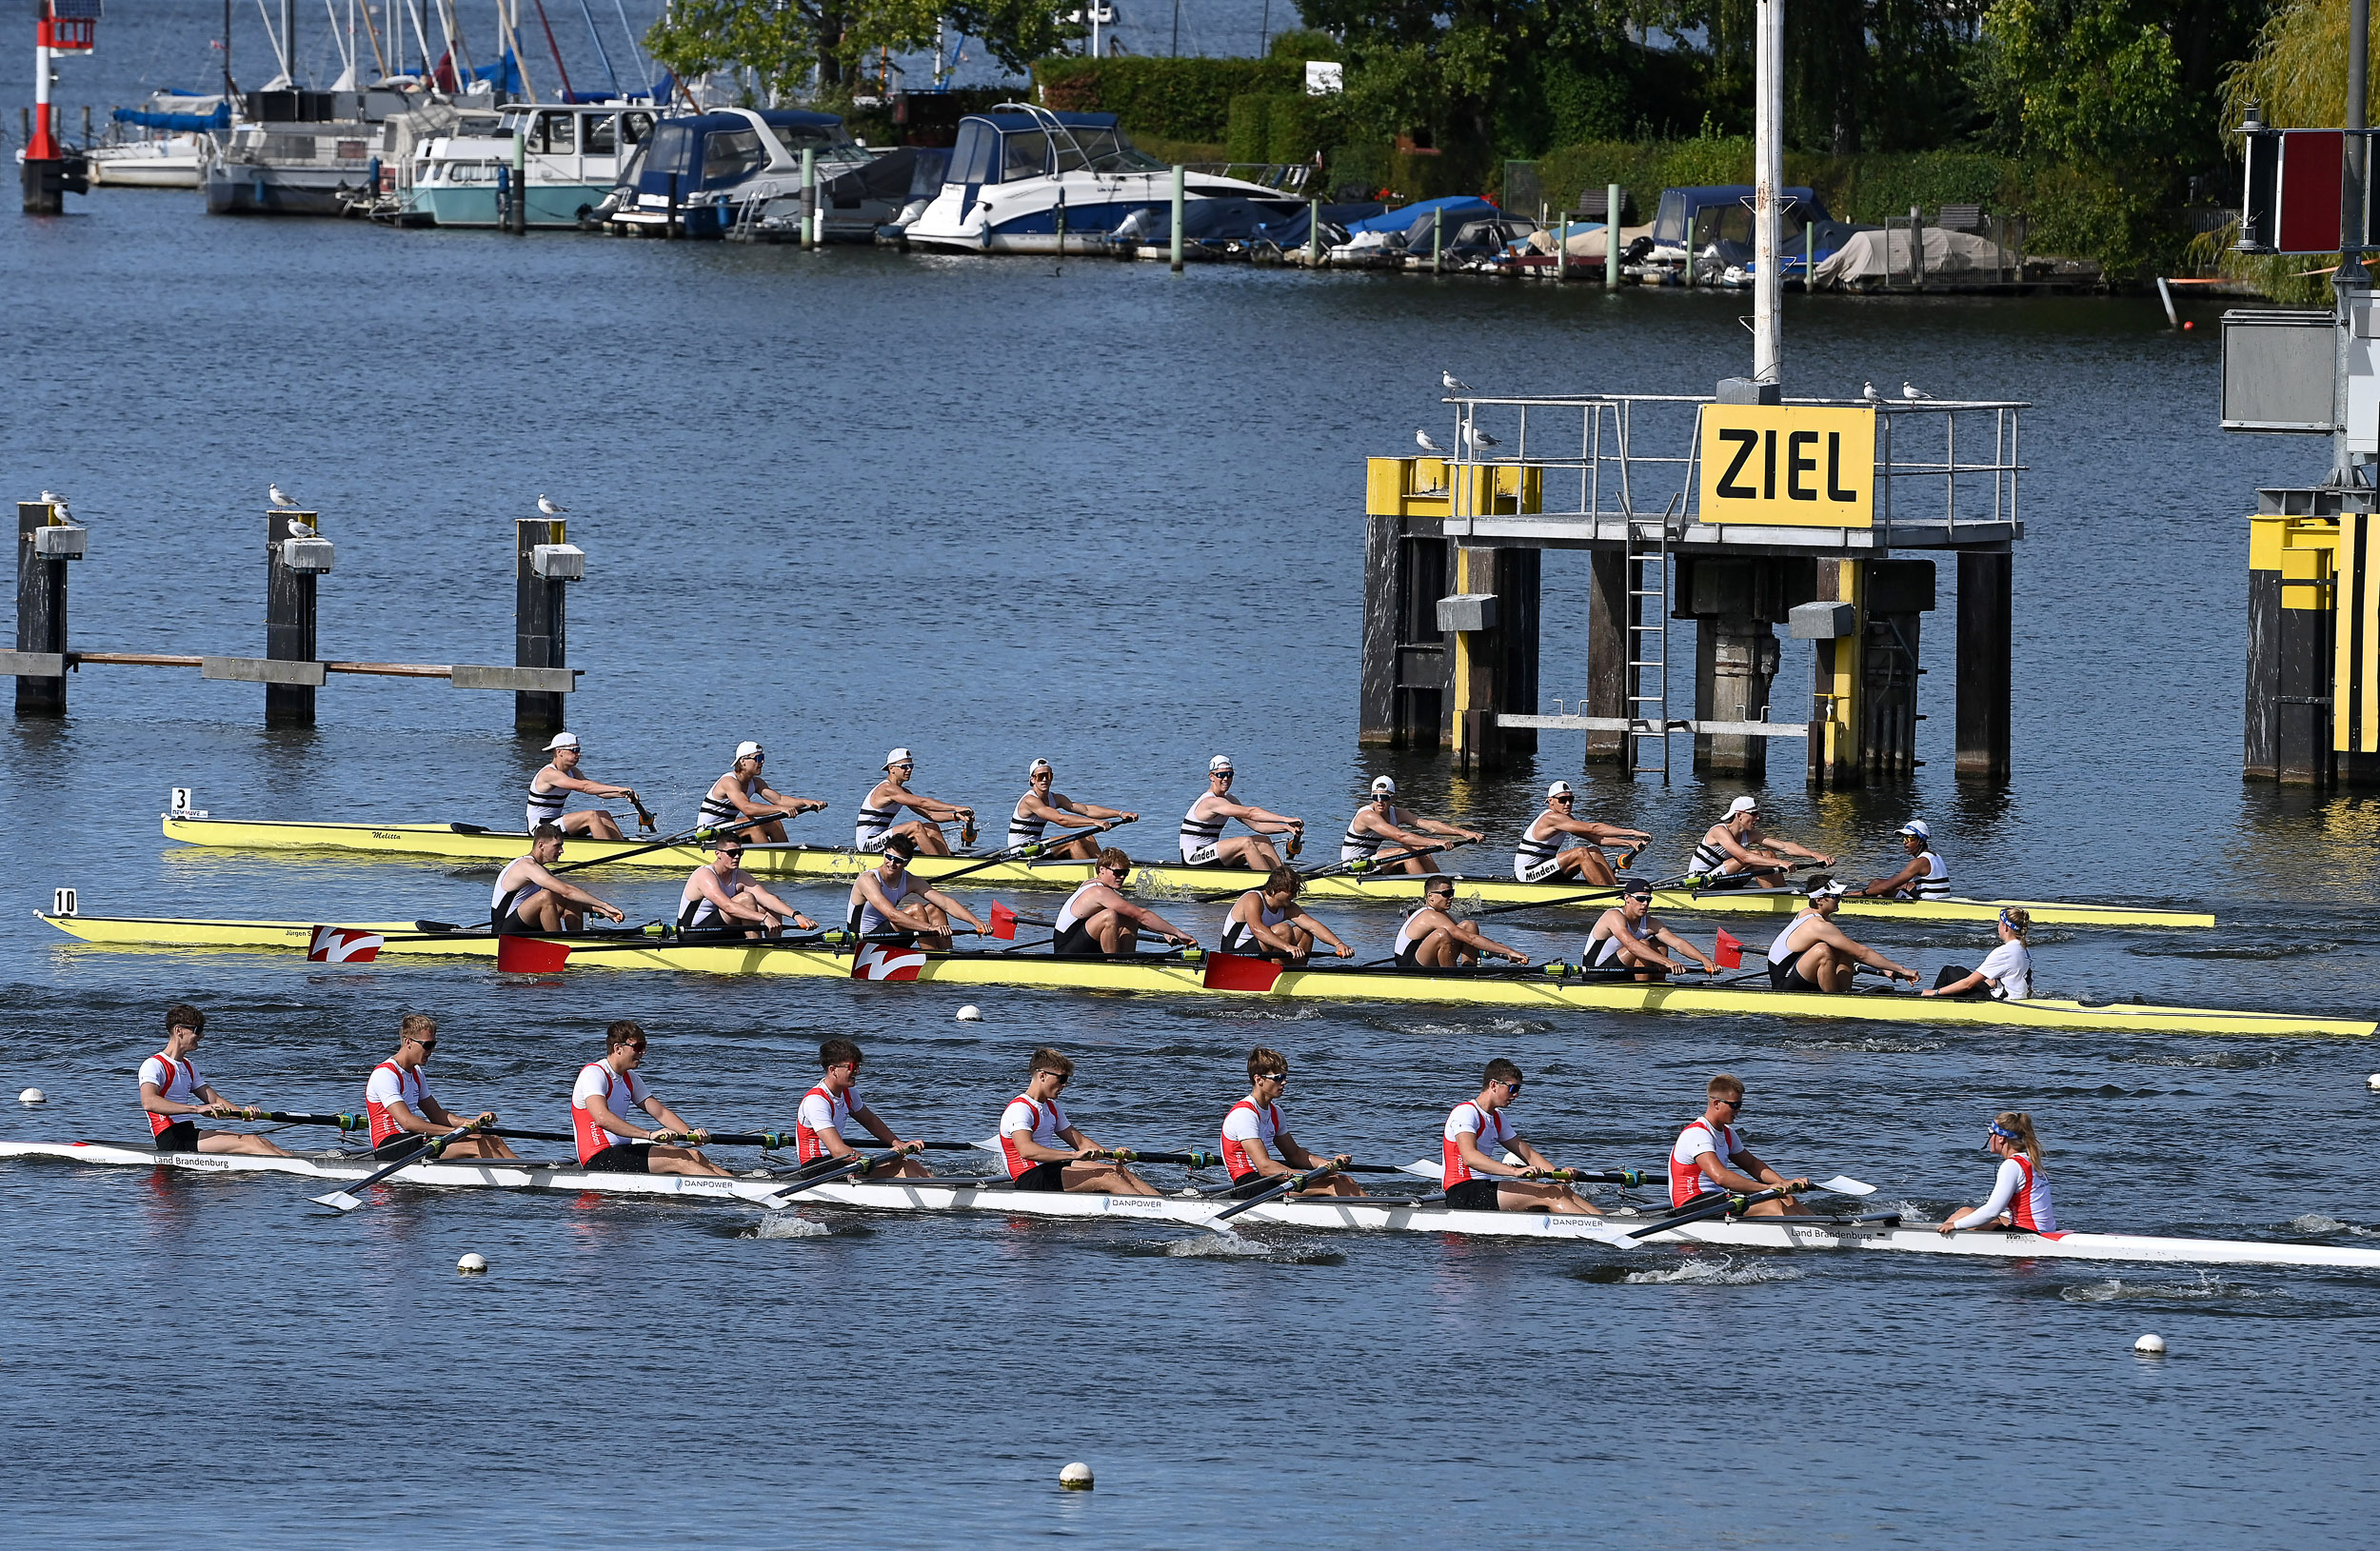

{"left": 645, "top": 0, "right": 1078, "bottom": 98}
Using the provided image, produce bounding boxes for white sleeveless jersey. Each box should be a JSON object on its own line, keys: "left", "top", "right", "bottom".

{"left": 1008, "top": 797, "right": 1047, "bottom": 848}
{"left": 854, "top": 783, "right": 901, "bottom": 848}
{"left": 1052, "top": 881, "right": 1101, "bottom": 935}
{"left": 1911, "top": 849, "right": 1951, "bottom": 899}
{"left": 1589, "top": 912, "right": 1655, "bottom": 967}
{"left": 1339, "top": 805, "right": 1386, "bottom": 863}
{"left": 1180, "top": 797, "right": 1229, "bottom": 863}
{"left": 700, "top": 772, "right": 764, "bottom": 830}
{"left": 1514, "top": 812, "right": 1565, "bottom": 875}
{"left": 491, "top": 855, "right": 545, "bottom": 923}
{"left": 849, "top": 866, "right": 923, "bottom": 937}
{"left": 679, "top": 864, "right": 755, "bottom": 930}
{"left": 1768, "top": 909, "right": 1822, "bottom": 964}
{"left": 526, "top": 766, "right": 569, "bottom": 829}
{"left": 1220, "top": 893, "right": 1289, "bottom": 954}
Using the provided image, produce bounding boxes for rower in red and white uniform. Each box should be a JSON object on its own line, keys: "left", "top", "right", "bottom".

{"left": 137, "top": 1003, "right": 291, "bottom": 1156}
{"left": 996, "top": 1047, "right": 1157, "bottom": 1195}
{"left": 1219, "top": 1045, "right": 1360, "bottom": 1198}
{"left": 1938, "top": 1111, "right": 2058, "bottom": 1236}
{"left": 1048, "top": 847, "right": 1196, "bottom": 957}
{"left": 793, "top": 1038, "right": 929, "bottom": 1180}
{"left": 365, "top": 1014, "right": 516, "bottom": 1162}
{"left": 1439, "top": 1059, "right": 1600, "bottom": 1215}
{"left": 570, "top": 1021, "right": 728, "bottom": 1177}
{"left": 1668, "top": 1073, "right": 1812, "bottom": 1217}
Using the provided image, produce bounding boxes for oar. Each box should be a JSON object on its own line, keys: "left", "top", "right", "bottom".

{"left": 763, "top": 1147, "right": 918, "bottom": 1197}
{"left": 984, "top": 904, "right": 1187, "bottom": 946}
{"left": 310, "top": 1123, "right": 483, "bottom": 1211}
{"left": 1387, "top": 1159, "right": 1655, "bottom": 1185}
{"left": 965, "top": 1136, "right": 1225, "bottom": 1168}
{"left": 1202, "top": 1162, "right": 1346, "bottom": 1228}
{"left": 1301, "top": 835, "right": 1476, "bottom": 882}
{"left": 262, "top": 1113, "right": 578, "bottom": 1145}
{"left": 704, "top": 1133, "right": 983, "bottom": 1152}
{"left": 494, "top": 927, "right": 843, "bottom": 973}
{"left": 925, "top": 818, "right": 1134, "bottom": 890}
{"left": 1616, "top": 1176, "right": 1877, "bottom": 1241}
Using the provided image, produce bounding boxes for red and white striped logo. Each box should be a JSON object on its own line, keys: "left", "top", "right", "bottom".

{"left": 849, "top": 944, "right": 925, "bottom": 982}
{"left": 307, "top": 925, "right": 386, "bottom": 963}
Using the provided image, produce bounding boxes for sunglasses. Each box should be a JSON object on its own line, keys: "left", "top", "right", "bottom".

{"left": 719, "top": 849, "right": 744, "bottom": 860}
{"left": 1716, "top": 1095, "right": 1743, "bottom": 1110}
{"left": 413, "top": 1038, "right": 438, "bottom": 1051}
{"left": 624, "top": 1041, "right": 648, "bottom": 1052}
{"left": 1497, "top": 1079, "right": 1522, "bottom": 1094}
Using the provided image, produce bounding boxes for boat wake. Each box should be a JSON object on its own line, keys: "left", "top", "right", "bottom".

{"left": 1150, "top": 1230, "right": 1342, "bottom": 1264}
{"left": 1389, "top": 1016, "right": 1556, "bottom": 1039}
{"left": 2285, "top": 1213, "right": 2379, "bottom": 1238}
{"left": 744, "top": 1213, "right": 832, "bottom": 1240}
{"left": 2128, "top": 939, "right": 2343, "bottom": 960}
{"left": 2059, "top": 1271, "right": 2289, "bottom": 1304}
{"left": 1576, "top": 1254, "right": 1802, "bottom": 1286}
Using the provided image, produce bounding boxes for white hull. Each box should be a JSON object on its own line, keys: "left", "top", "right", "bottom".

{"left": 89, "top": 137, "right": 209, "bottom": 189}
{"left": 905, "top": 168, "right": 1299, "bottom": 254}
{"left": 9, "top": 1142, "right": 2377, "bottom": 1269}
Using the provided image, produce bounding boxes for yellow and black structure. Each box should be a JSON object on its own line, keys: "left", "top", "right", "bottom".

{"left": 2244, "top": 492, "right": 2380, "bottom": 786}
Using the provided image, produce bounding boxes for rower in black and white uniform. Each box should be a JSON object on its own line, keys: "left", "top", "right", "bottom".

{"left": 678, "top": 834, "right": 817, "bottom": 938}
{"left": 1008, "top": 758, "right": 1137, "bottom": 861}
{"left": 1687, "top": 796, "right": 1833, "bottom": 889}
{"left": 1512, "top": 782, "right": 1651, "bottom": 885}
{"left": 698, "top": 741, "right": 826, "bottom": 845}
{"left": 847, "top": 835, "right": 984, "bottom": 951}
{"left": 525, "top": 731, "right": 647, "bottom": 840}
{"left": 1220, "top": 867, "right": 1352, "bottom": 965}
{"left": 489, "top": 824, "right": 625, "bottom": 934}
{"left": 1339, "top": 776, "right": 1483, "bottom": 873}
{"left": 1180, "top": 755, "right": 1301, "bottom": 868}
{"left": 1048, "top": 848, "right": 1196, "bottom": 956}
{"left": 1393, "top": 878, "right": 1527, "bottom": 969}
{"left": 855, "top": 747, "right": 972, "bottom": 857}
{"left": 1581, "top": 881, "right": 1716, "bottom": 981}
{"left": 1765, "top": 881, "right": 1917, "bottom": 993}
{"left": 1860, "top": 820, "right": 1953, "bottom": 900}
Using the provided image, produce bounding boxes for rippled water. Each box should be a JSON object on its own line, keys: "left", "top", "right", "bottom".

{"left": 6, "top": 36, "right": 2380, "bottom": 1546}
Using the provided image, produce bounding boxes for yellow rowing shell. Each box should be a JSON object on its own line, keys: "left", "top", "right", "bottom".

{"left": 40, "top": 912, "right": 2364, "bottom": 1038}
{"left": 157, "top": 816, "right": 2216, "bottom": 929}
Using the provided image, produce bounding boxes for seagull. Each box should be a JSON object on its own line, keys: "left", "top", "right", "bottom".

{"left": 1860, "top": 382, "right": 1884, "bottom": 405}
{"left": 39, "top": 489, "right": 64, "bottom": 506}
{"left": 537, "top": 494, "right": 567, "bottom": 515}
{"left": 268, "top": 484, "right": 297, "bottom": 507}
{"left": 1440, "top": 370, "right": 1473, "bottom": 394}
{"left": 1417, "top": 428, "right": 1448, "bottom": 454}
{"left": 1901, "top": 380, "right": 1934, "bottom": 401}
{"left": 286, "top": 520, "right": 317, "bottom": 539}
{"left": 1460, "top": 424, "right": 1500, "bottom": 451}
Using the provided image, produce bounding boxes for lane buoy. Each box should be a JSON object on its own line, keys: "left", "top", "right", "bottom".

{"left": 1059, "top": 1462, "right": 1093, "bottom": 1491}
{"left": 957, "top": 1004, "right": 982, "bottom": 1022}
{"left": 18, "top": 1087, "right": 45, "bottom": 1105}
{"left": 2133, "top": 1332, "right": 2166, "bottom": 1355}
{"left": 2366, "top": 1073, "right": 2380, "bottom": 1091}
{"left": 457, "top": 1252, "right": 488, "bottom": 1276}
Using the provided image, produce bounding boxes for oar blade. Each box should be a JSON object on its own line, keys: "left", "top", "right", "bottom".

{"left": 1398, "top": 1159, "right": 1442, "bottom": 1179}
{"left": 495, "top": 935, "right": 572, "bottom": 974}
{"left": 1816, "top": 1175, "right": 1876, "bottom": 1197}
{"left": 988, "top": 902, "right": 1019, "bottom": 941}
{"left": 310, "top": 1187, "right": 365, "bottom": 1212}
{"left": 1201, "top": 952, "right": 1283, "bottom": 993}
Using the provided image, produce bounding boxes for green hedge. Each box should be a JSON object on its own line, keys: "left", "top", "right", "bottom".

{"left": 1226, "top": 92, "right": 1329, "bottom": 166}
{"left": 1033, "top": 57, "right": 1301, "bottom": 143}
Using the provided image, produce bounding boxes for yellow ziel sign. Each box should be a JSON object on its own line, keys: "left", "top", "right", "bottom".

{"left": 1697, "top": 406, "right": 1875, "bottom": 527}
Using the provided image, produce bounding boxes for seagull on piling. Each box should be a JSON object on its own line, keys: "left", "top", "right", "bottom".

{"left": 1440, "top": 370, "right": 1473, "bottom": 394}
{"left": 268, "top": 484, "right": 298, "bottom": 507}
{"left": 1460, "top": 424, "right": 1500, "bottom": 451}
{"left": 1901, "top": 380, "right": 1934, "bottom": 401}
{"left": 537, "top": 494, "right": 567, "bottom": 515}
{"left": 1860, "top": 382, "right": 1884, "bottom": 405}
{"left": 1417, "top": 428, "right": 1449, "bottom": 454}
{"left": 286, "top": 520, "right": 317, "bottom": 539}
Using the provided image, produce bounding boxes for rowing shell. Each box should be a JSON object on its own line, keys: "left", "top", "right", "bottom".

{"left": 39, "top": 912, "right": 2373, "bottom": 1039}
{"left": 157, "top": 815, "right": 2214, "bottom": 929}
{"left": 10, "top": 1143, "right": 2377, "bottom": 1270}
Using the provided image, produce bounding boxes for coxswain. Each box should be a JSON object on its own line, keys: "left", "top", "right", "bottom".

{"left": 854, "top": 747, "right": 972, "bottom": 856}
{"left": 1936, "top": 1111, "right": 2056, "bottom": 1236}
{"left": 1339, "top": 776, "right": 1482, "bottom": 873}
{"left": 1668, "top": 1074, "right": 1812, "bottom": 1217}
{"left": 679, "top": 834, "right": 817, "bottom": 938}
{"left": 1860, "top": 819, "right": 1952, "bottom": 899}
{"left": 698, "top": 741, "right": 827, "bottom": 845}
{"left": 1439, "top": 1059, "right": 1601, "bottom": 1214}
{"left": 1686, "top": 796, "right": 1833, "bottom": 889}
{"left": 848, "top": 834, "right": 986, "bottom": 950}
{"left": 996, "top": 1047, "right": 1160, "bottom": 1196}
{"left": 1512, "top": 781, "right": 1651, "bottom": 885}
{"left": 365, "top": 1014, "right": 516, "bottom": 1162}
{"left": 794, "top": 1039, "right": 929, "bottom": 1180}
{"left": 1582, "top": 881, "right": 1717, "bottom": 981}
{"left": 138, "top": 1003, "right": 292, "bottom": 1157}
{"left": 1924, "top": 909, "right": 2033, "bottom": 1000}
{"left": 1179, "top": 754, "right": 1301, "bottom": 868}
{"left": 1766, "top": 881, "right": 1918, "bottom": 992}
{"left": 524, "top": 731, "right": 647, "bottom": 840}
{"left": 1008, "top": 758, "right": 1137, "bottom": 860}
{"left": 489, "top": 824, "right": 626, "bottom": 933}
{"left": 570, "top": 1021, "right": 729, "bottom": 1177}
{"left": 1393, "top": 878, "right": 1527, "bottom": 969}
{"left": 1220, "top": 867, "right": 1353, "bottom": 964}
{"left": 1049, "top": 848, "right": 1197, "bottom": 956}
{"left": 1220, "top": 1046, "right": 1361, "bottom": 1198}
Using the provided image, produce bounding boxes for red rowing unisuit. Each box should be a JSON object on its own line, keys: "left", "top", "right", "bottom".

{"left": 139, "top": 1051, "right": 204, "bottom": 1138}
{"left": 1442, "top": 1100, "right": 1518, "bottom": 1189}
{"left": 1669, "top": 1116, "right": 1747, "bottom": 1206}
{"left": 795, "top": 1083, "right": 861, "bottom": 1163}
{"left": 1221, "top": 1097, "right": 1284, "bottom": 1179}
{"left": 365, "top": 1060, "right": 429, "bottom": 1147}
{"left": 998, "top": 1093, "right": 1071, "bottom": 1178}
{"left": 571, "top": 1058, "right": 653, "bottom": 1165}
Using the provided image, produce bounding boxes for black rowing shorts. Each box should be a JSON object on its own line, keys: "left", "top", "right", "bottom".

{"left": 1051, "top": 920, "right": 1100, "bottom": 957}
{"left": 151, "top": 1121, "right": 198, "bottom": 1153}
{"left": 1445, "top": 1179, "right": 1501, "bottom": 1211}
{"left": 371, "top": 1134, "right": 430, "bottom": 1163}
{"left": 1012, "top": 1161, "right": 1068, "bottom": 1192}
{"left": 582, "top": 1143, "right": 650, "bottom": 1174}
{"left": 1769, "top": 959, "right": 1823, "bottom": 993}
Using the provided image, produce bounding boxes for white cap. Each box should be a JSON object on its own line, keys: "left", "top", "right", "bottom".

{"left": 545, "top": 732, "right": 579, "bottom": 751}
{"left": 1371, "top": 776, "right": 1397, "bottom": 795}
{"left": 1897, "top": 819, "right": 1931, "bottom": 841}
{"left": 1028, "top": 758, "right": 1053, "bottom": 775}
{"left": 885, "top": 747, "right": 914, "bottom": 768}
{"left": 1808, "top": 880, "right": 1847, "bottom": 899}
{"left": 1724, "top": 795, "right": 1760, "bottom": 818}
{"left": 1209, "top": 754, "right": 1235, "bottom": 773}
{"left": 1546, "top": 781, "right": 1575, "bottom": 799}
{"left": 735, "top": 740, "right": 764, "bottom": 760}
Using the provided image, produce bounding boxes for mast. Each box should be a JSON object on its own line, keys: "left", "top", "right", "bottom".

{"left": 1751, "top": 0, "right": 1781, "bottom": 386}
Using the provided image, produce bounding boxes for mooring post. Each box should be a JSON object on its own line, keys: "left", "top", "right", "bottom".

{"left": 1307, "top": 194, "right": 1320, "bottom": 267}
{"left": 1443, "top": 547, "right": 1504, "bottom": 773}
{"left": 1681, "top": 557, "right": 1789, "bottom": 780}
{"left": 1583, "top": 550, "right": 1628, "bottom": 764}
{"left": 509, "top": 125, "right": 527, "bottom": 233}
{"left": 515, "top": 517, "right": 583, "bottom": 731}
{"left": 265, "top": 509, "right": 324, "bottom": 726}
{"left": 801, "top": 147, "right": 817, "bottom": 249}
{"left": 1606, "top": 183, "right": 1621, "bottom": 288}
{"left": 2245, "top": 504, "right": 2338, "bottom": 785}
{"left": 1170, "top": 165, "right": 1184, "bottom": 271}
{"left": 13, "top": 499, "right": 75, "bottom": 715}
{"left": 1358, "top": 510, "right": 1401, "bottom": 746}
{"left": 1955, "top": 550, "right": 2013, "bottom": 780}
{"left": 1432, "top": 205, "right": 1443, "bottom": 275}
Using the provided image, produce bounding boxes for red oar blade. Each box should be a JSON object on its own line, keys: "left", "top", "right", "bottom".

{"left": 495, "top": 935, "right": 573, "bottom": 974}
{"left": 988, "top": 902, "right": 1019, "bottom": 941}
{"left": 307, "top": 925, "right": 385, "bottom": 964}
{"left": 1201, "top": 951, "right": 1283, "bottom": 992}
{"left": 1715, "top": 929, "right": 1744, "bottom": 970}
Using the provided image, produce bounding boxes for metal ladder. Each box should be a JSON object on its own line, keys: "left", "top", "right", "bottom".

{"left": 1623, "top": 498, "right": 1676, "bottom": 782}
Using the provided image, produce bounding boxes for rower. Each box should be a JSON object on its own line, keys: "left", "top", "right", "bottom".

{"left": 698, "top": 741, "right": 827, "bottom": 845}
{"left": 848, "top": 834, "right": 986, "bottom": 950}
{"left": 794, "top": 1038, "right": 929, "bottom": 1180}
{"left": 1512, "top": 781, "right": 1651, "bottom": 885}
{"left": 1009, "top": 758, "right": 1137, "bottom": 861}
{"left": 138, "top": 1003, "right": 292, "bottom": 1157}
{"left": 1861, "top": 819, "right": 1951, "bottom": 899}
{"left": 997, "top": 1047, "right": 1160, "bottom": 1196}
{"left": 1220, "top": 867, "right": 1353, "bottom": 964}
{"left": 365, "top": 1014, "right": 516, "bottom": 1162}
{"left": 680, "top": 833, "right": 818, "bottom": 939}
{"left": 1925, "top": 909, "right": 2033, "bottom": 1001}
{"left": 854, "top": 747, "right": 971, "bottom": 857}
{"left": 1583, "top": 881, "right": 1716, "bottom": 981}
{"left": 1668, "top": 1074, "right": 1812, "bottom": 1218}
{"left": 1937, "top": 1111, "right": 2056, "bottom": 1236}
{"left": 524, "top": 731, "right": 645, "bottom": 841}
{"left": 1220, "top": 1045, "right": 1361, "bottom": 1198}
{"left": 490, "top": 824, "right": 626, "bottom": 934}
{"left": 1439, "top": 1059, "right": 1601, "bottom": 1214}
{"left": 1686, "top": 795, "right": 1833, "bottom": 889}
{"left": 1393, "top": 878, "right": 1527, "bottom": 969}
{"left": 1339, "top": 775, "right": 1481, "bottom": 873}
{"left": 1050, "top": 847, "right": 1197, "bottom": 957}
{"left": 570, "top": 1021, "right": 729, "bottom": 1177}
{"left": 1179, "top": 754, "right": 1301, "bottom": 868}
{"left": 1766, "top": 880, "right": 1918, "bottom": 992}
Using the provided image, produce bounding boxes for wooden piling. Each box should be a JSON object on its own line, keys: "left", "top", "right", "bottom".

{"left": 1955, "top": 550, "right": 2013, "bottom": 780}
{"left": 264, "top": 509, "right": 319, "bottom": 726}
{"left": 14, "top": 501, "right": 69, "bottom": 715}
{"left": 515, "top": 518, "right": 569, "bottom": 732}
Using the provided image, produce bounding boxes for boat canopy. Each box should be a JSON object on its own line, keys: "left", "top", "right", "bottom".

{"left": 632, "top": 109, "right": 851, "bottom": 198}
{"left": 114, "top": 97, "right": 230, "bottom": 131}
{"left": 943, "top": 110, "right": 1163, "bottom": 186}
{"left": 1653, "top": 185, "right": 1831, "bottom": 248}
{"left": 1340, "top": 195, "right": 1497, "bottom": 238}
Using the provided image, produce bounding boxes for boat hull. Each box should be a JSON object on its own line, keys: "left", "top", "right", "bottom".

{"left": 38, "top": 911, "right": 2370, "bottom": 1038}
{"left": 419, "top": 181, "right": 611, "bottom": 228}
{"left": 156, "top": 815, "right": 2217, "bottom": 929}
{"left": 204, "top": 163, "right": 368, "bottom": 216}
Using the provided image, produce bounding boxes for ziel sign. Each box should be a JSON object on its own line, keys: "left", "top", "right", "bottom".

{"left": 1697, "top": 406, "right": 1875, "bottom": 527}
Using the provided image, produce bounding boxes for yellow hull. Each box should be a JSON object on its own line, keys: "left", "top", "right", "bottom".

{"left": 158, "top": 815, "right": 2216, "bottom": 929}
{"left": 38, "top": 911, "right": 2367, "bottom": 1038}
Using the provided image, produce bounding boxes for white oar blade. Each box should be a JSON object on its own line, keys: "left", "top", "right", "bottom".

{"left": 1573, "top": 1218, "right": 1647, "bottom": 1248}
{"left": 1817, "top": 1175, "right": 1876, "bottom": 1197}
{"left": 310, "top": 1188, "right": 364, "bottom": 1212}
{"left": 1398, "top": 1158, "right": 1441, "bottom": 1178}
{"left": 971, "top": 1135, "right": 1004, "bottom": 1152}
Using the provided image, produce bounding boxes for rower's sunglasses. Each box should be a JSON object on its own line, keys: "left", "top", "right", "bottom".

{"left": 413, "top": 1038, "right": 438, "bottom": 1051}
{"left": 625, "top": 1041, "right": 647, "bottom": 1052}
{"left": 1715, "top": 1095, "right": 1742, "bottom": 1110}
{"left": 720, "top": 848, "right": 744, "bottom": 860}
{"left": 1102, "top": 865, "right": 1130, "bottom": 880}
{"left": 1550, "top": 794, "right": 1575, "bottom": 804}
{"left": 1496, "top": 1079, "right": 1522, "bottom": 1094}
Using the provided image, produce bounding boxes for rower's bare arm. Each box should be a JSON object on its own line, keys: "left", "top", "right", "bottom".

{"left": 1863, "top": 859, "right": 1925, "bottom": 896}
{"left": 1656, "top": 925, "right": 1716, "bottom": 971}
{"left": 855, "top": 1108, "right": 916, "bottom": 1153}
{"left": 1458, "top": 922, "right": 1529, "bottom": 962}
{"left": 1457, "top": 1132, "right": 1520, "bottom": 1177}
{"left": 923, "top": 887, "right": 985, "bottom": 932}
{"left": 1294, "top": 911, "right": 1354, "bottom": 956}
{"left": 1009, "top": 1125, "right": 1071, "bottom": 1163}
{"left": 1419, "top": 816, "right": 1481, "bottom": 841}
{"left": 645, "top": 1099, "right": 702, "bottom": 1140}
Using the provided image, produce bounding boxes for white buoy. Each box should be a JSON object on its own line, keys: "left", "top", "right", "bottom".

{"left": 17, "top": 1087, "right": 45, "bottom": 1105}
{"left": 2133, "top": 1332, "right": 2166, "bottom": 1356}
{"left": 2367, "top": 1072, "right": 2380, "bottom": 1091}
{"left": 1058, "top": 1462, "right": 1093, "bottom": 1491}
{"left": 956, "top": 1004, "right": 983, "bottom": 1022}
{"left": 457, "top": 1252, "right": 488, "bottom": 1276}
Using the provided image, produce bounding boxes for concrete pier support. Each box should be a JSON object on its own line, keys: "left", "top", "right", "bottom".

{"left": 1955, "top": 550, "right": 2013, "bottom": 781}
{"left": 1858, "top": 559, "right": 1934, "bottom": 781}
{"left": 1678, "top": 557, "right": 1803, "bottom": 778}
{"left": 265, "top": 510, "right": 321, "bottom": 726}
{"left": 2245, "top": 514, "right": 2338, "bottom": 785}
{"left": 1583, "top": 550, "right": 1628, "bottom": 765}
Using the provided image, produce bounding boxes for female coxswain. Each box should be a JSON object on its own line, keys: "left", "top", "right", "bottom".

{"left": 1923, "top": 908, "right": 2033, "bottom": 1000}
{"left": 1937, "top": 1111, "right": 2056, "bottom": 1235}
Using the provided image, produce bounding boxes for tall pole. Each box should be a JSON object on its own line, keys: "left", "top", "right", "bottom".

{"left": 1752, "top": 0, "right": 1782, "bottom": 386}
{"left": 2336, "top": 0, "right": 2371, "bottom": 487}
{"left": 282, "top": 0, "right": 298, "bottom": 85}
